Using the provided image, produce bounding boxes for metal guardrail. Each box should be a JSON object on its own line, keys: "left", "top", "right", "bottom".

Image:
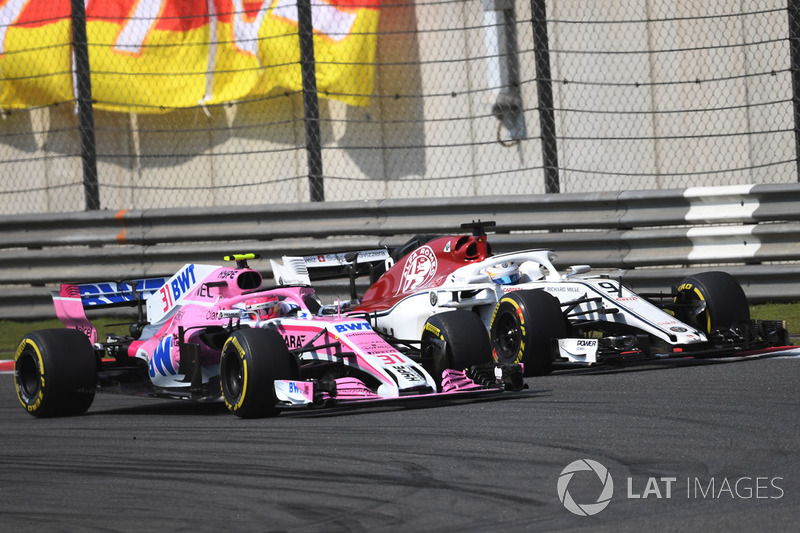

{"left": 2, "top": 183, "right": 799, "bottom": 319}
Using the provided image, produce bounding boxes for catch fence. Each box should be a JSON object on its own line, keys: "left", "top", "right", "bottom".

{"left": 0, "top": 1, "right": 798, "bottom": 214}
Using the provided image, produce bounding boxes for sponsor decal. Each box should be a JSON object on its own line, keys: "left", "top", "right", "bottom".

{"left": 334, "top": 322, "right": 372, "bottom": 334}
{"left": 391, "top": 364, "right": 424, "bottom": 383}
{"left": 501, "top": 286, "right": 524, "bottom": 293}
{"left": 288, "top": 381, "right": 309, "bottom": 396}
{"left": 670, "top": 326, "right": 688, "bottom": 332}
{"left": 274, "top": 380, "right": 314, "bottom": 405}
{"left": 282, "top": 334, "right": 307, "bottom": 349}
{"left": 347, "top": 332, "right": 396, "bottom": 356}
{"left": 149, "top": 336, "right": 176, "bottom": 377}
{"left": 205, "top": 309, "right": 240, "bottom": 320}
{"left": 400, "top": 245, "right": 437, "bottom": 293}
{"left": 216, "top": 269, "right": 236, "bottom": 280}
{"left": 423, "top": 321, "right": 440, "bottom": 338}
{"left": 544, "top": 286, "right": 581, "bottom": 293}
{"left": 78, "top": 278, "right": 167, "bottom": 306}
{"left": 159, "top": 264, "right": 198, "bottom": 312}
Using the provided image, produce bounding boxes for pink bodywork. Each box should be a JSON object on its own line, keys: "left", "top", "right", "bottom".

{"left": 50, "top": 263, "right": 501, "bottom": 403}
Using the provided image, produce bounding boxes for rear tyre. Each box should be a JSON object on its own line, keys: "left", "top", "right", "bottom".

{"left": 421, "top": 310, "right": 493, "bottom": 390}
{"left": 220, "top": 328, "right": 299, "bottom": 418}
{"left": 675, "top": 271, "right": 751, "bottom": 336}
{"left": 490, "top": 290, "right": 567, "bottom": 376}
{"left": 15, "top": 329, "right": 97, "bottom": 418}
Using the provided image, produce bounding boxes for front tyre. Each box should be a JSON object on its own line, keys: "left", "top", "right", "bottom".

{"left": 675, "top": 271, "right": 751, "bottom": 337}
{"left": 490, "top": 290, "right": 566, "bottom": 376}
{"left": 15, "top": 329, "right": 97, "bottom": 418}
{"left": 220, "top": 328, "right": 299, "bottom": 419}
{"left": 421, "top": 310, "right": 493, "bottom": 390}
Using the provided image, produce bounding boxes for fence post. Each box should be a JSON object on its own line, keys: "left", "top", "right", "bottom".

{"left": 530, "top": 0, "right": 560, "bottom": 193}
{"left": 297, "top": 0, "right": 325, "bottom": 202}
{"left": 70, "top": 0, "right": 100, "bottom": 210}
{"left": 789, "top": 0, "right": 800, "bottom": 182}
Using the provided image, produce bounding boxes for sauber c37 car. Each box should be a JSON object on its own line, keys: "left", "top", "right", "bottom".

{"left": 281, "top": 222, "right": 790, "bottom": 376}
{"left": 14, "top": 254, "right": 522, "bottom": 419}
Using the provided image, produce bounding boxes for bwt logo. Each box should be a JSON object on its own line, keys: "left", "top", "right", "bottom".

{"left": 557, "top": 459, "right": 614, "bottom": 516}
{"left": 334, "top": 322, "right": 372, "bottom": 333}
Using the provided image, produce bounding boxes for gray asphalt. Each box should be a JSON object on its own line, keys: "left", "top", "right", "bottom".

{"left": 0, "top": 353, "right": 798, "bottom": 532}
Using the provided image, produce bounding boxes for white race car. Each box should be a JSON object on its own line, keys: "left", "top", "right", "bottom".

{"left": 278, "top": 222, "right": 789, "bottom": 375}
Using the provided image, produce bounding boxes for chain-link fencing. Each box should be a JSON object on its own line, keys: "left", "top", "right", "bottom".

{"left": 0, "top": 0, "right": 797, "bottom": 215}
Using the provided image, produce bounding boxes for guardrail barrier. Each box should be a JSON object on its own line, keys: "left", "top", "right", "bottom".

{"left": 2, "top": 183, "right": 799, "bottom": 319}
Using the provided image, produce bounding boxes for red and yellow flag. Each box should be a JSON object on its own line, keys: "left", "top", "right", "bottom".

{"left": 0, "top": 0, "right": 73, "bottom": 108}
{"left": 0, "top": 0, "right": 379, "bottom": 112}
{"left": 262, "top": 0, "right": 380, "bottom": 107}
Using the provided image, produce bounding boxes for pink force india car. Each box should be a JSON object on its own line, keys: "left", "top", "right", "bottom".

{"left": 279, "top": 222, "right": 790, "bottom": 376}
{"left": 14, "top": 254, "right": 523, "bottom": 419}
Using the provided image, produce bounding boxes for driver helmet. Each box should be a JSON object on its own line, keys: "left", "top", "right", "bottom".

{"left": 244, "top": 295, "right": 280, "bottom": 321}
{"left": 486, "top": 261, "right": 520, "bottom": 285}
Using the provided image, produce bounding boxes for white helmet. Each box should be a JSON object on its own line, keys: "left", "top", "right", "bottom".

{"left": 486, "top": 261, "right": 520, "bottom": 285}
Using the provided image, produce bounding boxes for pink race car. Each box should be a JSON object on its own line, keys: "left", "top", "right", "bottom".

{"left": 14, "top": 254, "right": 522, "bottom": 419}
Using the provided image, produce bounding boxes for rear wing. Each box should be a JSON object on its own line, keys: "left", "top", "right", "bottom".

{"left": 53, "top": 278, "right": 169, "bottom": 308}
{"left": 51, "top": 277, "right": 169, "bottom": 344}
{"left": 271, "top": 249, "right": 392, "bottom": 299}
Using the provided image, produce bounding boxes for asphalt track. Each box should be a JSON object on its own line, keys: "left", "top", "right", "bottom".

{"left": 1, "top": 351, "right": 799, "bottom": 532}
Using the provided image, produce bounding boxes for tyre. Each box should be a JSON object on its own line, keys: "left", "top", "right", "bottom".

{"left": 220, "top": 328, "right": 299, "bottom": 419}
{"left": 675, "top": 271, "right": 751, "bottom": 335}
{"left": 490, "top": 290, "right": 566, "bottom": 376}
{"left": 421, "top": 310, "right": 493, "bottom": 390}
{"left": 15, "top": 329, "right": 97, "bottom": 418}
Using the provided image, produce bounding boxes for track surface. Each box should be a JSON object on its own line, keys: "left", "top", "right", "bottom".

{"left": 1, "top": 353, "right": 799, "bottom": 532}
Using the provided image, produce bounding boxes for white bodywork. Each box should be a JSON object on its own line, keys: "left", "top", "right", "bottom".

{"left": 357, "top": 249, "right": 707, "bottom": 363}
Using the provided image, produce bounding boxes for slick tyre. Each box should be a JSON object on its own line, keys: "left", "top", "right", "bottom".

{"left": 15, "top": 329, "right": 97, "bottom": 418}
{"left": 421, "top": 310, "right": 492, "bottom": 390}
{"left": 675, "top": 271, "right": 751, "bottom": 335}
{"left": 490, "top": 289, "right": 566, "bottom": 376}
{"left": 220, "top": 328, "right": 299, "bottom": 419}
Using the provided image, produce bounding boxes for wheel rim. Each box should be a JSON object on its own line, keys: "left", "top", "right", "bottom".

{"left": 494, "top": 311, "right": 521, "bottom": 359}
{"left": 679, "top": 290, "right": 710, "bottom": 333}
{"left": 223, "top": 355, "right": 243, "bottom": 398}
{"left": 16, "top": 352, "right": 41, "bottom": 402}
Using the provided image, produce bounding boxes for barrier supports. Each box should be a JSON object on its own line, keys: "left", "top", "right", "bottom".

{"left": 71, "top": 0, "right": 100, "bottom": 210}
{"left": 531, "top": 0, "right": 560, "bottom": 193}
{"left": 297, "top": 0, "right": 325, "bottom": 202}
{"left": 789, "top": 0, "right": 800, "bottom": 181}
